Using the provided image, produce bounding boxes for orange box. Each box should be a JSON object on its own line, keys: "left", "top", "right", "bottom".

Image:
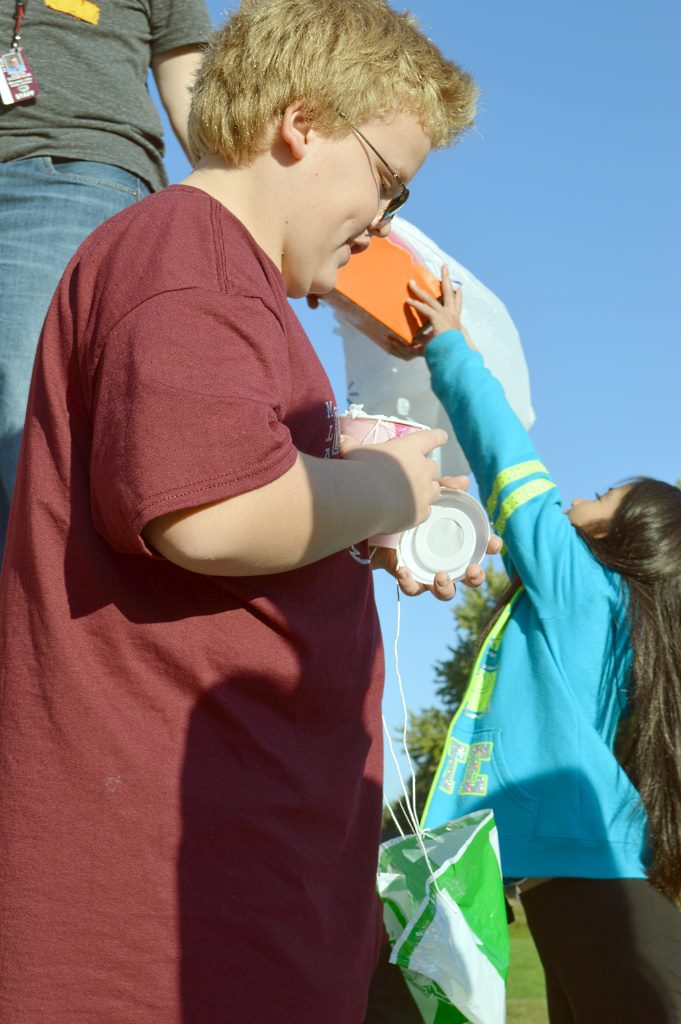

{"left": 323, "top": 235, "right": 441, "bottom": 350}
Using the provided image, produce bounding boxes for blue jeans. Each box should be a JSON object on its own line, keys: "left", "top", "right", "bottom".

{"left": 0, "top": 157, "right": 150, "bottom": 559}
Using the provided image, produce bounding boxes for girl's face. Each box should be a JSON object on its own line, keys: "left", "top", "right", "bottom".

{"left": 567, "top": 486, "right": 630, "bottom": 535}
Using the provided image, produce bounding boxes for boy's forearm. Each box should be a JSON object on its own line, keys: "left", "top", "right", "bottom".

{"left": 143, "top": 452, "right": 397, "bottom": 576}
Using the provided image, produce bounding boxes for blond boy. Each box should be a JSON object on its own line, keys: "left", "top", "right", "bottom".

{"left": 0, "top": 2, "right": 478, "bottom": 1021}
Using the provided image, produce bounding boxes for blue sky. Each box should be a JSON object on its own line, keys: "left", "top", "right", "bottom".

{"left": 158, "top": 0, "right": 680, "bottom": 799}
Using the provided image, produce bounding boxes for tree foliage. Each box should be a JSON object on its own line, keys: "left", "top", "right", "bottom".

{"left": 383, "top": 563, "right": 509, "bottom": 835}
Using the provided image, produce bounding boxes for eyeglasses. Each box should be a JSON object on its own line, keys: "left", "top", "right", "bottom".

{"left": 339, "top": 114, "right": 409, "bottom": 223}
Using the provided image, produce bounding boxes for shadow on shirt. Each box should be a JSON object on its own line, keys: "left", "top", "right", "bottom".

{"left": 178, "top": 671, "right": 385, "bottom": 1024}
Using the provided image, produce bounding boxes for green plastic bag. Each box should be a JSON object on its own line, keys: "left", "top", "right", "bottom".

{"left": 377, "top": 809, "right": 509, "bottom": 1024}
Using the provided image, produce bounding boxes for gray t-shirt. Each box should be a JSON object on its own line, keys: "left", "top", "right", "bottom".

{"left": 0, "top": 0, "right": 213, "bottom": 191}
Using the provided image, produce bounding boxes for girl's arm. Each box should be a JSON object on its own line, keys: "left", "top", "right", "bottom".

{"left": 410, "top": 271, "right": 604, "bottom": 614}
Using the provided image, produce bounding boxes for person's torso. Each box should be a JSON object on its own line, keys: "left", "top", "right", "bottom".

{"left": 0, "top": 0, "right": 211, "bottom": 189}
{"left": 424, "top": 585, "right": 647, "bottom": 880}
{"left": 0, "top": 186, "right": 384, "bottom": 1023}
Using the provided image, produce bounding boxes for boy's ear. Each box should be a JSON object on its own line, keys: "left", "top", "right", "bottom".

{"left": 279, "top": 101, "right": 314, "bottom": 161}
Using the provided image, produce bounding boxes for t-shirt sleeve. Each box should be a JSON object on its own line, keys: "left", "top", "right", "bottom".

{"left": 149, "top": 0, "right": 214, "bottom": 55}
{"left": 89, "top": 287, "right": 296, "bottom": 556}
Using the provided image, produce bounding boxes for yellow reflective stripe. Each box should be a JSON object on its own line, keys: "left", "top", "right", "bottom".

{"left": 486, "top": 460, "right": 549, "bottom": 516}
{"left": 495, "top": 477, "right": 556, "bottom": 535}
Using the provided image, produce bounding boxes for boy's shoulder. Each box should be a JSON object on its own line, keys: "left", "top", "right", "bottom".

{"left": 62, "top": 185, "right": 292, "bottom": 348}
{"left": 81, "top": 185, "right": 279, "bottom": 300}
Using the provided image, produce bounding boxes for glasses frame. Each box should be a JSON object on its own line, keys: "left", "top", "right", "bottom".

{"left": 339, "top": 114, "right": 409, "bottom": 223}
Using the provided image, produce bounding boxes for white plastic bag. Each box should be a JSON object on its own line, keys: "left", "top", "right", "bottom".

{"left": 335, "top": 216, "right": 535, "bottom": 476}
{"left": 378, "top": 809, "right": 509, "bottom": 1024}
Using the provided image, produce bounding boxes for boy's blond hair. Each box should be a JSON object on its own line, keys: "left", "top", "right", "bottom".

{"left": 188, "top": 0, "right": 477, "bottom": 166}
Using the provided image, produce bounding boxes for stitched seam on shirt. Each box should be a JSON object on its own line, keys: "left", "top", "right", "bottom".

{"left": 211, "top": 201, "right": 229, "bottom": 293}
{"left": 93, "top": 288, "right": 281, "bottom": 373}
{"left": 141, "top": 378, "right": 283, "bottom": 402}
{"left": 137, "top": 444, "right": 295, "bottom": 513}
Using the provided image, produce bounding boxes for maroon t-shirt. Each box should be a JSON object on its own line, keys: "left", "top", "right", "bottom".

{"left": 0, "top": 186, "right": 385, "bottom": 1024}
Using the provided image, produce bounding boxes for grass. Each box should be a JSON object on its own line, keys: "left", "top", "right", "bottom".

{"left": 506, "top": 899, "right": 549, "bottom": 1024}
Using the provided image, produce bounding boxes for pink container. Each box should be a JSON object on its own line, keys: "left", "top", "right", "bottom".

{"left": 339, "top": 406, "right": 432, "bottom": 548}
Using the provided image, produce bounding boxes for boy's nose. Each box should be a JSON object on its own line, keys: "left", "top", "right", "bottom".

{"left": 350, "top": 236, "right": 372, "bottom": 256}
{"left": 369, "top": 216, "right": 393, "bottom": 238}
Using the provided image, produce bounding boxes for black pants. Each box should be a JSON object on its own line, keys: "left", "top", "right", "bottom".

{"left": 365, "top": 879, "right": 681, "bottom": 1024}
{"left": 521, "top": 877, "right": 681, "bottom": 1024}
{"left": 363, "top": 939, "right": 422, "bottom": 1024}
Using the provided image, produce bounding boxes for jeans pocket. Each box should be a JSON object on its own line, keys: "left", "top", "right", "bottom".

{"left": 48, "top": 159, "right": 148, "bottom": 199}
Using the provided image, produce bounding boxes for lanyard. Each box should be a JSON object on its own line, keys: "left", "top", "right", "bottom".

{"left": 11, "top": 0, "right": 26, "bottom": 48}
{"left": 462, "top": 586, "right": 524, "bottom": 715}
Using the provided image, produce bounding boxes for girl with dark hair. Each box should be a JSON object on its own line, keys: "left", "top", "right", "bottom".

{"left": 396, "top": 275, "right": 681, "bottom": 1023}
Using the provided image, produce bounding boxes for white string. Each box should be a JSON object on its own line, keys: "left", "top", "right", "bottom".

{"left": 382, "top": 582, "right": 442, "bottom": 892}
{"left": 382, "top": 711, "right": 420, "bottom": 835}
{"left": 381, "top": 585, "right": 420, "bottom": 835}
{"left": 384, "top": 792, "right": 406, "bottom": 838}
{"left": 394, "top": 585, "right": 419, "bottom": 819}
{"left": 363, "top": 415, "right": 387, "bottom": 445}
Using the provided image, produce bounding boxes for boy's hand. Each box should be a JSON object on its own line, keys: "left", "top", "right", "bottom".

{"left": 341, "top": 428, "right": 446, "bottom": 536}
{"left": 371, "top": 476, "right": 503, "bottom": 601}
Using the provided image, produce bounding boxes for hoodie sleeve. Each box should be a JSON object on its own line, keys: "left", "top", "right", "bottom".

{"left": 424, "top": 330, "right": 602, "bottom": 616}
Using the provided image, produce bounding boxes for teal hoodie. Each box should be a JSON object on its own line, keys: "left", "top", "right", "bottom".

{"left": 422, "top": 330, "right": 648, "bottom": 880}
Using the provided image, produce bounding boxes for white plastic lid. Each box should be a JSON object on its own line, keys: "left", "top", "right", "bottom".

{"left": 397, "top": 488, "right": 491, "bottom": 584}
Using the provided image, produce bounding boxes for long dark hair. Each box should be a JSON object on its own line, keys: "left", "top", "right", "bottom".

{"left": 480, "top": 477, "right": 681, "bottom": 900}
{"left": 576, "top": 477, "right": 681, "bottom": 902}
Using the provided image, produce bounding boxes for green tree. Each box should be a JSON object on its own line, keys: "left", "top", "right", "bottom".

{"left": 383, "top": 563, "right": 509, "bottom": 835}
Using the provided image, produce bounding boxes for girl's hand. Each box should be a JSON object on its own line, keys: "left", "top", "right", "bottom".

{"left": 407, "top": 267, "right": 476, "bottom": 350}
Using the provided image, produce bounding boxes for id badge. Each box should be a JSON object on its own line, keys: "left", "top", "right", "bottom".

{"left": 0, "top": 48, "right": 40, "bottom": 106}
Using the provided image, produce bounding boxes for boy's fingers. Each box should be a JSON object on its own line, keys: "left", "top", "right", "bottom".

{"left": 396, "top": 567, "right": 424, "bottom": 597}
{"left": 396, "top": 565, "right": 458, "bottom": 601}
{"left": 486, "top": 534, "right": 503, "bottom": 555}
{"left": 431, "top": 571, "right": 456, "bottom": 601}
{"left": 463, "top": 563, "right": 486, "bottom": 587}
{"left": 390, "top": 426, "right": 447, "bottom": 453}
{"left": 339, "top": 434, "right": 361, "bottom": 456}
{"left": 439, "top": 475, "right": 470, "bottom": 491}
{"left": 409, "top": 428, "right": 448, "bottom": 454}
